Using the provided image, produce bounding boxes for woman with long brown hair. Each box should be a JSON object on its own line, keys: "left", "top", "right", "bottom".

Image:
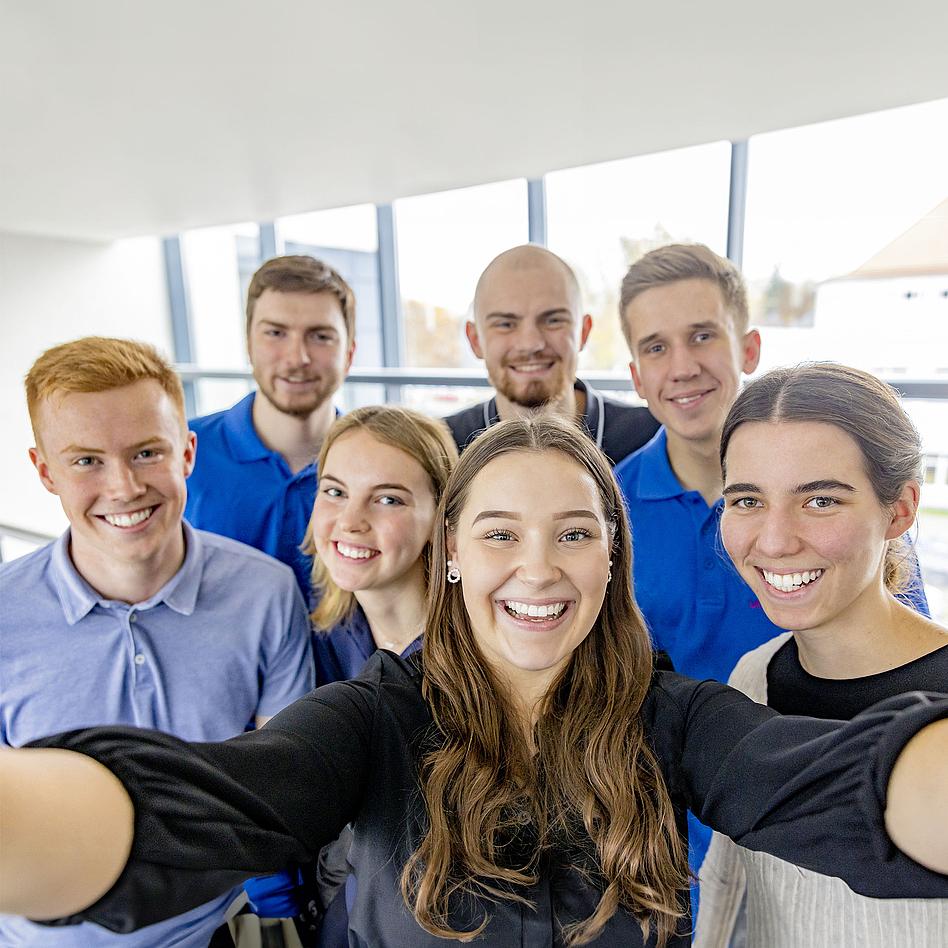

{"left": 3, "top": 417, "right": 948, "bottom": 947}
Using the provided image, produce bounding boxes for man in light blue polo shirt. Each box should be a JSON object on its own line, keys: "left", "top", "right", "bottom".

{"left": 186, "top": 256, "right": 356, "bottom": 597}
{"left": 613, "top": 243, "right": 929, "bottom": 908}
{"left": 0, "top": 337, "right": 314, "bottom": 947}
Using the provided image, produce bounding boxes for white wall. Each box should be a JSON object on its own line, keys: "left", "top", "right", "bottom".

{"left": 0, "top": 231, "right": 171, "bottom": 537}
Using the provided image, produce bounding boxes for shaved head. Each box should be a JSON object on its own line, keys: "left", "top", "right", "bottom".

{"left": 474, "top": 245, "right": 581, "bottom": 320}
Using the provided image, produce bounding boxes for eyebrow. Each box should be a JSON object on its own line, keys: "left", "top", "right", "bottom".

{"left": 60, "top": 438, "right": 169, "bottom": 455}
{"left": 723, "top": 479, "right": 857, "bottom": 496}
{"left": 258, "top": 319, "right": 339, "bottom": 333}
{"left": 636, "top": 320, "right": 720, "bottom": 351}
{"left": 483, "top": 308, "right": 572, "bottom": 322}
{"left": 472, "top": 508, "right": 598, "bottom": 524}
{"left": 320, "top": 474, "right": 413, "bottom": 494}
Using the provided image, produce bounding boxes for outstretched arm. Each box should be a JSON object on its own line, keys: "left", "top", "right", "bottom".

{"left": 886, "top": 718, "right": 948, "bottom": 873}
{"left": 0, "top": 746, "right": 133, "bottom": 918}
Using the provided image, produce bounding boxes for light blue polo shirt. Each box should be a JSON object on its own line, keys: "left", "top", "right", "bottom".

{"left": 185, "top": 392, "right": 322, "bottom": 599}
{"left": 0, "top": 522, "right": 315, "bottom": 947}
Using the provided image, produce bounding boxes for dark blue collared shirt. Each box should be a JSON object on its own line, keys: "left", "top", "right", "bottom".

{"left": 186, "top": 392, "right": 319, "bottom": 598}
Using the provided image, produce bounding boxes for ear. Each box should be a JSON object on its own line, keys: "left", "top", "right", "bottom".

{"left": 445, "top": 521, "right": 459, "bottom": 564}
{"left": 29, "top": 446, "right": 59, "bottom": 496}
{"left": 740, "top": 329, "right": 762, "bottom": 375}
{"left": 465, "top": 321, "right": 484, "bottom": 360}
{"left": 182, "top": 431, "right": 198, "bottom": 478}
{"left": 885, "top": 481, "right": 920, "bottom": 540}
{"left": 344, "top": 338, "right": 356, "bottom": 373}
{"left": 579, "top": 313, "right": 593, "bottom": 350}
{"left": 629, "top": 360, "right": 646, "bottom": 402}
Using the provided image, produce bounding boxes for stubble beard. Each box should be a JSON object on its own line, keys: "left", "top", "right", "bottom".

{"left": 494, "top": 363, "right": 566, "bottom": 411}
{"left": 256, "top": 375, "right": 334, "bottom": 419}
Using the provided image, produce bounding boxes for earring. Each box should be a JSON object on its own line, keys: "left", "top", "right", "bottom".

{"left": 607, "top": 559, "right": 613, "bottom": 583}
{"left": 446, "top": 561, "right": 461, "bottom": 584}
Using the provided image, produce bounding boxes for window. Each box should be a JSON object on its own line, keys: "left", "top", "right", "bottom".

{"left": 546, "top": 142, "right": 732, "bottom": 372}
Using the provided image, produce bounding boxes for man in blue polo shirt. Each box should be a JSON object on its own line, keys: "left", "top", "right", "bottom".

{"left": 613, "top": 243, "right": 929, "bottom": 907}
{"left": 444, "top": 245, "right": 658, "bottom": 464}
{"left": 0, "top": 337, "right": 314, "bottom": 948}
{"left": 186, "top": 256, "right": 357, "bottom": 597}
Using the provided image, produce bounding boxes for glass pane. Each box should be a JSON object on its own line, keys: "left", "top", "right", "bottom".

{"left": 278, "top": 205, "right": 383, "bottom": 368}
{"left": 180, "top": 222, "right": 260, "bottom": 371}
{"left": 546, "top": 142, "right": 732, "bottom": 371}
{"left": 395, "top": 180, "right": 529, "bottom": 369}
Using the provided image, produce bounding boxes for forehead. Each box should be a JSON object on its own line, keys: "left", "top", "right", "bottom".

{"left": 476, "top": 261, "right": 577, "bottom": 320}
{"left": 460, "top": 450, "right": 603, "bottom": 521}
{"left": 36, "top": 380, "right": 184, "bottom": 449}
{"left": 323, "top": 428, "right": 432, "bottom": 491}
{"left": 725, "top": 421, "right": 869, "bottom": 486}
{"left": 623, "top": 278, "right": 735, "bottom": 342}
{"left": 251, "top": 289, "right": 346, "bottom": 330}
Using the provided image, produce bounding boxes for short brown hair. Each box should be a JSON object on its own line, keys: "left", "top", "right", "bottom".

{"left": 246, "top": 255, "right": 356, "bottom": 342}
{"left": 25, "top": 336, "right": 186, "bottom": 444}
{"left": 304, "top": 405, "right": 459, "bottom": 630}
{"left": 619, "top": 244, "right": 749, "bottom": 351}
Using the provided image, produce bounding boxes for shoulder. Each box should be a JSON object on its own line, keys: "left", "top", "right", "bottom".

{"left": 599, "top": 395, "right": 660, "bottom": 464}
{"left": 0, "top": 540, "right": 56, "bottom": 588}
{"left": 195, "top": 529, "right": 299, "bottom": 588}
{"left": 188, "top": 405, "right": 231, "bottom": 436}
{"left": 443, "top": 399, "right": 489, "bottom": 451}
{"left": 728, "top": 632, "right": 792, "bottom": 700}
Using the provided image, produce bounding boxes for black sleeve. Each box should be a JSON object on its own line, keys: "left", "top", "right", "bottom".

{"left": 27, "top": 662, "right": 384, "bottom": 933}
{"left": 654, "top": 673, "right": 948, "bottom": 899}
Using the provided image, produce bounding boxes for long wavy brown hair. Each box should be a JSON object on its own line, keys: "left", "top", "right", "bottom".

{"left": 401, "top": 417, "right": 688, "bottom": 945}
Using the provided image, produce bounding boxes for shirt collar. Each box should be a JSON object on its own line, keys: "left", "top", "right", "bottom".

{"left": 634, "top": 428, "right": 691, "bottom": 501}
{"left": 485, "top": 379, "right": 602, "bottom": 445}
{"left": 50, "top": 522, "right": 204, "bottom": 624}
{"left": 222, "top": 392, "right": 274, "bottom": 463}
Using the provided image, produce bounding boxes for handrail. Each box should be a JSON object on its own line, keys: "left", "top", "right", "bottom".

{"left": 173, "top": 364, "right": 948, "bottom": 399}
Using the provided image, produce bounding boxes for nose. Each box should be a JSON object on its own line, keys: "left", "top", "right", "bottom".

{"left": 753, "top": 509, "right": 804, "bottom": 560}
{"left": 106, "top": 462, "right": 146, "bottom": 502}
{"left": 516, "top": 537, "right": 562, "bottom": 588}
{"left": 513, "top": 321, "right": 546, "bottom": 355}
{"left": 668, "top": 344, "right": 700, "bottom": 381}
{"left": 338, "top": 498, "right": 370, "bottom": 534}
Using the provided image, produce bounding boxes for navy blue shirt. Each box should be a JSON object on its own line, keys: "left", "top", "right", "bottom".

{"left": 186, "top": 392, "right": 319, "bottom": 598}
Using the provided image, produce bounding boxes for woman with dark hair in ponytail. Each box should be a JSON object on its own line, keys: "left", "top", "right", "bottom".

{"left": 698, "top": 362, "right": 947, "bottom": 948}
{"left": 3, "top": 415, "right": 948, "bottom": 947}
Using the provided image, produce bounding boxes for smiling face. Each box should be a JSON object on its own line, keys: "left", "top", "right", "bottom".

{"left": 467, "top": 255, "right": 592, "bottom": 409}
{"left": 447, "top": 449, "right": 612, "bottom": 696}
{"left": 623, "top": 278, "right": 760, "bottom": 450}
{"left": 721, "top": 420, "right": 917, "bottom": 634}
{"left": 29, "top": 379, "right": 196, "bottom": 589}
{"left": 248, "top": 288, "right": 355, "bottom": 418}
{"left": 310, "top": 429, "right": 438, "bottom": 596}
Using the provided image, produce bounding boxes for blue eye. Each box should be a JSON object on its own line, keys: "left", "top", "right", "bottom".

{"left": 377, "top": 495, "right": 404, "bottom": 506}
{"left": 322, "top": 487, "right": 344, "bottom": 498}
{"left": 560, "top": 527, "right": 592, "bottom": 542}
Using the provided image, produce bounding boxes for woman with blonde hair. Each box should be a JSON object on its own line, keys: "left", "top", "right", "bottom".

{"left": 3, "top": 417, "right": 948, "bottom": 947}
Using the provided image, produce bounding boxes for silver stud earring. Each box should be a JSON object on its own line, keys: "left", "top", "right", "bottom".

{"left": 607, "top": 559, "right": 613, "bottom": 583}
{"left": 446, "top": 560, "right": 461, "bottom": 584}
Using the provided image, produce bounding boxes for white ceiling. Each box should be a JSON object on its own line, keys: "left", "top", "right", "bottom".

{"left": 2, "top": 0, "right": 947, "bottom": 242}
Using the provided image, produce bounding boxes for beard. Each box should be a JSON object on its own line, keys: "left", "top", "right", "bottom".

{"left": 255, "top": 372, "right": 337, "bottom": 418}
{"left": 492, "top": 361, "right": 567, "bottom": 410}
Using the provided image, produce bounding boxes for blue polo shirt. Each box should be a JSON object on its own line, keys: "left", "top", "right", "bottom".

{"left": 186, "top": 392, "right": 320, "bottom": 598}
{"left": 0, "top": 523, "right": 315, "bottom": 947}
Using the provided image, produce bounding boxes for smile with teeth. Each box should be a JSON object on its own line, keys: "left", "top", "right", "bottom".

{"left": 670, "top": 389, "right": 712, "bottom": 405}
{"left": 509, "top": 362, "right": 554, "bottom": 374}
{"left": 102, "top": 507, "right": 156, "bottom": 528}
{"left": 502, "top": 600, "right": 569, "bottom": 620}
{"left": 761, "top": 568, "right": 824, "bottom": 592}
{"left": 335, "top": 541, "right": 380, "bottom": 561}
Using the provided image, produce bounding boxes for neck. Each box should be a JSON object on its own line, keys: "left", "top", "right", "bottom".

{"left": 356, "top": 562, "right": 427, "bottom": 654}
{"left": 495, "top": 384, "right": 584, "bottom": 425}
{"left": 794, "top": 586, "right": 948, "bottom": 679}
{"left": 69, "top": 529, "right": 186, "bottom": 605}
{"left": 252, "top": 393, "right": 336, "bottom": 474}
{"left": 665, "top": 430, "right": 723, "bottom": 505}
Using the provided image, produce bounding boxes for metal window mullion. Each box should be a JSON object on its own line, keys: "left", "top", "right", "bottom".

{"left": 162, "top": 236, "right": 198, "bottom": 417}
{"left": 527, "top": 178, "right": 547, "bottom": 246}
{"left": 726, "top": 140, "right": 749, "bottom": 267}
{"left": 376, "top": 204, "right": 403, "bottom": 402}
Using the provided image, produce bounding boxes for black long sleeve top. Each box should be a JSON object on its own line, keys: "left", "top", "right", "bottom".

{"left": 32, "top": 651, "right": 948, "bottom": 947}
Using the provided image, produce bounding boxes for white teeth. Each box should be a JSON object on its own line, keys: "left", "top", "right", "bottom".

{"left": 336, "top": 542, "right": 378, "bottom": 560}
{"left": 104, "top": 508, "right": 154, "bottom": 528}
{"left": 674, "top": 394, "right": 703, "bottom": 404}
{"left": 504, "top": 600, "right": 567, "bottom": 619}
{"left": 762, "top": 568, "right": 823, "bottom": 592}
